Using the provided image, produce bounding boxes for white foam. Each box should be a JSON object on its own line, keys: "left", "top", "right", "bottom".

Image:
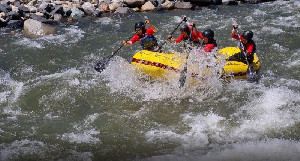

{"left": 14, "top": 25, "right": 85, "bottom": 49}
{"left": 41, "top": 25, "right": 85, "bottom": 44}
{"left": 0, "top": 139, "right": 93, "bottom": 161}
{"left": 284, "top": 50, "right": 300, "bottom": 68}
{"left": 232, "top": 87, "right": 300, "bottom": 140}
{"left": 200, "top": 139, "right": 300, "bottom": 161}
{"left": 261, "top": 26, "right": 284, "bottom": 34}
{"left": 0, "top": 140, "right": 51, "bottom": 160}
{"left": 271, "top": 15, "right": 300, "bottom": 28}
{"left": 0, "top": 70, "right": 24, "bottom": 106}
{"left": 271, "top": 43, "right": 289, "bottom": 52}
{"left": 100, "top": 51, "right": 224, "bottom": 102}
{"left": 60, "top": 113, "right": 100, "bottom": 144}
{"left": 146, "top": 112, "right": 226, "bottom": 150}
{"left": 15, "top": 38, "right": 45, "bottom": 49}
{"left": 61, "top": 129, "right": 100, "bottom": 144}
{"left": 253, "top": 9, "right": 267, "bottom": 16}
{"left": 245, "top": 16, "right": 254, "bottom": 23}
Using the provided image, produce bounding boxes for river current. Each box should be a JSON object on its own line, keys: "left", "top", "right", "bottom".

{"left": 0, "top": 0, "right": 300, "bottom": 160}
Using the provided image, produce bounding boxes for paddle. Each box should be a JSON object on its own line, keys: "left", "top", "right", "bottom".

{"left": 94, "top": 29, "right": 140, "bottom": 73}
{"left": 178, "top": 25, "right": 194, "bottom": 88}
{"left": 235, "top": 29, "right": 258, "bottom": 83}
{"left": 157, "top": 16, "right": 187, "bottom": 52}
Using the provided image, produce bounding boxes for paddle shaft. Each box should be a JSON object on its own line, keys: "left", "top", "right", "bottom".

{"left": 235, "top": 30, "right": 251, "bottom": 66}
{"left": 158, "top": 17, "right": 187, "bottom": 52}
{"left": 235, "top": 29, "right": 258, "bottom": 82}
{"left": 94, "top": 29, "right": 140, "bottom": 72}
{"left": 179, "top": 25, "right": 194, "bottom": 88}
{"left": 112, "top": 29, "right": 140, "bottom": 58}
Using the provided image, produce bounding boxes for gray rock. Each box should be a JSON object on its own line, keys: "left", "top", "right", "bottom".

{"left": 71, "top": 7, "right": 85, "bottom": 18}
{"left": 63, "top": 7, "right": 72, "bottom": 16}
{"left": 122, "top": 0, "right": 145, "bottom": 8}
{"left": 244, "top": 0, "right": 262, "bottom": 4}
{"left": 185, "top": 0, "right": 210, "bottom": 6}
{"left": 53, "top": 13, "right": 62, "bottom": 21}
{"left": 82, "top": 2, "right": 101, "bottom": 17}
{"left": 114, "top": 6, "right": 132, "bottom": 14}
{"left": 7, "top": 19, "right": 23, "bottom": 28}
{"left": 23, "top": 18, "right": 56, "bottom": 37}
{"left": 14, "top": 1, "right": 21, "bottom": 7}
{"left": 0, "top": 18, "right": 9, "bottom": 27}
{"left": 0, "top": 4, "right": 11, "bottom": 13}
{"left": 174, "top": 2, "right": 192, "bottom": 9}
{"left": 30, "top": 13, "right": 55, "bottom": 24}
{"left": 50, "top": 5, "right": 63, "bottom": 16}
{"left": 18, "top": 5, "right": 30, "bottom": 13}
{"left": 95, "top": 17, "right": 113, "bottom": 24}
{"left": 7, "top": 11, "right": 21, "bottom": 20}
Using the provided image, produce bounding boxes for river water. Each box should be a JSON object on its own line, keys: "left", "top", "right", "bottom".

{"left": 1, "top": 0, "right": 300, "bottom": 160}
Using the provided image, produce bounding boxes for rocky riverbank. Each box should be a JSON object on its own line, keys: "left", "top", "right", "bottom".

{"left": 0, "top": 0, "right": 276, "bottom": 37}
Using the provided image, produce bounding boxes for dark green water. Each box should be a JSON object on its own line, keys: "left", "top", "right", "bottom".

{"left": 1, "top": 0, "right": 300, "bottom": 160}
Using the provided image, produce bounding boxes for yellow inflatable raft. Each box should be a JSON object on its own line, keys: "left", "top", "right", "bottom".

{"left": 131, "top": 47, "right": 261, "bottom": 81}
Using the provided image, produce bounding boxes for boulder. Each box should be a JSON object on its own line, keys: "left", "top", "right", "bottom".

{"left": 174, "top": 2, "right": 192, "bottom": 9}
{"left": 108, "top": 2, "right": 121, "bottom": 12}
{"left": 82, "top": 2, "right": 101, "bottom": 17}
{"left": 27, "top": 6, "right": 37, "bottom": 12}
{"left": 18, "top": 5, "right": 30, "bottom": 13}
{"left": 161, "top": 0, "right": 174, "bottom": 10}
{"left": 141, "top": 1, "right": 156, "bottom": 12}
{"left": 50, "top": 5, "right": 64, "bottom": 16}
{"left": 0, "top": 17, "right": 9, "bottom": 27}
{"left": 23, "top": 19, "right": 55, "bottom": 37}
{"left": 7, "top": 19, "right": 23, "bottom": 28}
{"left": 38, "top": 2, "right": 53, "bottom": 13}
{"left": 114, "top": 6, "right": 132, "bottom": 14}
{"left": 70, "top": 7, "right": 85, "bottom": 18}
{"left": 30, "top": 13, "right": 54, "bottom": 24}
{"left": 211, "top": 0, "right": 222, "bottom": 5}
{"left": 122, "top": 0, "right": 145, "bottom": 8}
{"left": 95, "top": 17, "right": 113, "bottom": 24}
{"left": 63, "top": 7, "right": 72, "bottom": 16}
{"left": 13, "top": 1, "right": 21, "bottom": 7}
{"left": 185, "top": 0, "right": 210, "bottom": 6}
{"left": 243, "top": 0, "right": 262, "bottom": 4}
{"left": 222, "top": 0, "right": 238, "bottom": 5}
{"left": 27, "top": 0, "right": 37, "bottom": 6}
{"left": 0, "top": 4, "right": 11, "bottom": 13}
{"left": 8, "top": 10, "right": 23, "bottom": 20}
{"left": 148, "top": 0, "right": 158, "bottom": 7}
{"left": 98, "top": 2, "right": 109, "bottom": 13}
{"left": 54, "top": 1, "right": 66, "bottom": 5}
{"left": 53, "top": 13, "right": 62, "bottom": 21}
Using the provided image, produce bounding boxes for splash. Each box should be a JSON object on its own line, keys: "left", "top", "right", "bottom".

{"left": 99, "top": 48, "right": 225, "bottom": 102}
{"left": 14, "top": 25, "right": 85, "bottom": 49}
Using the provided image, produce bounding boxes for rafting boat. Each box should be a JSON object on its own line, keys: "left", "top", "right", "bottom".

{"left": 131, "top": 47, "right": 261, "bottom": 81}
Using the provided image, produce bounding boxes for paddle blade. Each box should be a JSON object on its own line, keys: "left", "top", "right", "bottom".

{"left": 246, "top": 67, "right": 259, "bottom": 83}
{"left": 179, "top": 67, "right": 187, "bottom": 88}
{"left": 94, "top": 55, "right": 113, "bottom": 72}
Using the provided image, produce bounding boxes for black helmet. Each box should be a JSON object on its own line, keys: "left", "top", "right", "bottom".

{"left": 180, "top": 25, "right": 190, "bottom": 33}
{"left": 242, "top": 30, "right": 253, "bottom": 41}
{"left": 135, "top": 22, "right": 145, "bottom": 31}
{"left": 202, "top": 29, "right": 214, "bottom": 40}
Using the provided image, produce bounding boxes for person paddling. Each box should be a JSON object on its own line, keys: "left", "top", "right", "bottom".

{"left": 167, "top": 18, "right": 217, "bottom": 52}
{"left": 123, "top": 20, "right": 159, "bottom": 52}
{"left": 167, "top": 18, "right": 200, "bottom": 46}
{"left": 228, "top": 25, "right": 256, "bottom": 66}
{"left": 197, "top": 28, "right": 218, "bottom": 52}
